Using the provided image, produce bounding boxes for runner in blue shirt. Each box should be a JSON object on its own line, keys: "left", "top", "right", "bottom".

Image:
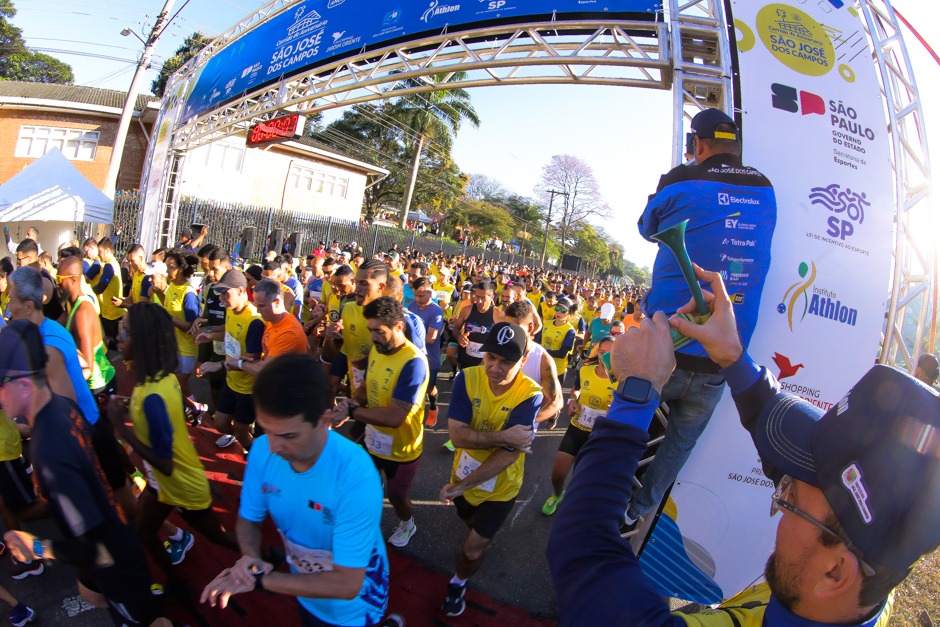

{"left": 201, "top": 354, "right": 400, "bottom": 627}
{"left": 408, "top": 277, "right": 445, "bottom": 427}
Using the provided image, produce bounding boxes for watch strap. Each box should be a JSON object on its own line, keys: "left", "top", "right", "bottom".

{"left": 33, "top": 538, "right": 44, "bottom": 559}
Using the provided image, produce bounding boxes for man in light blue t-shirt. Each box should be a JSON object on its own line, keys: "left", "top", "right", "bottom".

{"left": 201, "top": 354, "right": 397, "bottom": 626}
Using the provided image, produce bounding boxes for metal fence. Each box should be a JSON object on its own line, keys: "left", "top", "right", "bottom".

{"left": 106, "top": 191, "right": 588, "bottom": 274}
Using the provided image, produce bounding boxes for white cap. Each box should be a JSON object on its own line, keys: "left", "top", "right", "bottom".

{"left": 145, "top": 261, "right": 168, "bottom": 276}
{"left": 600, "top": 303, "right": 615, "bottom": 320}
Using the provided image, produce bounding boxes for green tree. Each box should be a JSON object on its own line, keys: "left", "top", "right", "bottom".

{"left": 388, "top": 72, "right": 480, "bottom": 228}
{"left": 448, "top": 199, "right": 514, "bottom": 247}
{"left": 151, "top": 32, "right": 213, "bottom": 97}
{"left": 0, "top": 1, "right": 73, "bottom": 83}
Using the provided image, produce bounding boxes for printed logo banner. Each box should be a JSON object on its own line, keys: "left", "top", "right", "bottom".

{"left": 639, "top": 1, "right": 893, "bottom": 603}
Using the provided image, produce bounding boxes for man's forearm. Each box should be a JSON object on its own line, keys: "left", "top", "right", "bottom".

{"left": 236, "top": 517, "right": 263, "bottom": 559}
{"left": 262, "top": 569, "right": 364, "bottom": 601}
{"left": 455, "top": 448, "right": 518, "bottom": 491}
{"left": 354, "top": 403, "right": 409, "bottom": 429}
{"left": 450, "top": 424, "right": 511, "bottom": 449}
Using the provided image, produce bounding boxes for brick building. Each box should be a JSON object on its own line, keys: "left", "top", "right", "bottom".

{"left": 0, "top": 81, "right": 158, "bottom": 192}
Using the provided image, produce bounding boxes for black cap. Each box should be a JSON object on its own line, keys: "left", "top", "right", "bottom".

{"left": 0, "top": 320, "right": 47, "bottom": 378}
{"left": 556, "top": 296, "right": 573, "bottom": 310}
{"left": 917, "top": 353, "right": 939, "bottom": 384}
{"left": 213, "top": 269, "right": 248, "bottom": 291}
{"left": 691, "top": 108, "right": 738, "bottom": 141}
{"left": 480, "top": 322, "right": 527, "bottom": 363}
{"left": 755, "top": 365, "right": 940, "bottom": 572}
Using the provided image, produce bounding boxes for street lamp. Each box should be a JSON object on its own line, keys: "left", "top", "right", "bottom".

{"left": 120, "top": 28, "right": 147, "bottom": 45}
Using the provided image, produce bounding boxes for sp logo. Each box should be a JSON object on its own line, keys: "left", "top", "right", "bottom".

{"left": 496, "top": 326, "right": 515, "bottom": 345}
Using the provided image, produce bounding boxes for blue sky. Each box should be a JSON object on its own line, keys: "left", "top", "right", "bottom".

{"left": 10, "top": 0, "right": 938, "bottom": 269}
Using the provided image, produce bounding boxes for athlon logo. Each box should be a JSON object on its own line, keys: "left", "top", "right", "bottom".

{"left": 770, "top": 353, "right": 834, "bottom": 411}
{"left": 777, "top": 261, "right": 858, "bottom": 331}
{"left": 422, "top": 0, "right": 461, "bottom": 23}
{"left": 809, "top": 183, "right": 869, "bottom": 241}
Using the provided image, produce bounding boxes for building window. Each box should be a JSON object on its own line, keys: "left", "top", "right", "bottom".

{"left": 289, "top": 164, "right": 348, "bottom": 198}
{"left": 203, "top": 142, "right": 244, "bottom": 172}
{"left": 15, "top": 125, "right": 100, "bottom": 161}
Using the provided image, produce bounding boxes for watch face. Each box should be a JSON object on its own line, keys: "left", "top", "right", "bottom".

{"left": 619, "top": 377, "right": 653, "bottom": 403}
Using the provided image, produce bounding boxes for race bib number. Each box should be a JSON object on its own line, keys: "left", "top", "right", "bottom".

{"left": 455, "top": 451, "right": 496, "bottom": 493}
{"left": 213, "top": 340, "right": 225, "bottom": 356}
{"left": 224, "top": 332, "right": 240, "bottom": 358}
{"left": 577, "top": 406, "right": 605, "bottom": 430}
{"left": 466, "top": 341, "right": 484, "bottom": 359}
{"left": 364, "top": 425, "right": 394, "bottom": 457}
{"left": 351, "top": 366, "right": 366, "bottom": 391}
{"left": 280, "top": 533, "right": 334, "bottom": 574}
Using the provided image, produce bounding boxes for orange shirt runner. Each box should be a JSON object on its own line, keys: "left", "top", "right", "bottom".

{"left": 262, "top": 314, "right": 308, "bottom": 359}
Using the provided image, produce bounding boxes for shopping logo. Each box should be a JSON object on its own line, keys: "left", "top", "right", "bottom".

{"left": 778, "top": 261, "right": 858, "bottom": 331}
{"left": 771, "top": 353, "right": 804, "bottom": 380}
{"left": 772, "top": 83, "right": 826, "bottom": 115}
{"left": 809, "top": 183, "right": 868, "bottom": 241}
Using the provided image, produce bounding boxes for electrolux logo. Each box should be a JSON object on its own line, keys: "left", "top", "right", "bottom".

{"left": 808, "top": 183, "right": 868, "bottom": 241}
{"left": 778, "top": 261, "right": 858, "bottom": 331}
{"left": 718, "top": 193, "right": 760, "bottom": 207}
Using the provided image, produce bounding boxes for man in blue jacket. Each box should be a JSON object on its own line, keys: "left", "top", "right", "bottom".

{"left": 630, "top": 108, "right": 777, "bottom": 527}
{"left": 547, "top": 265, "right": 939, "bottom": 626}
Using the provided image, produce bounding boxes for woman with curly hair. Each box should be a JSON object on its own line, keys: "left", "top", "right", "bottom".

{"left": 159, "top": 249, "right": 205, "bottom": 419}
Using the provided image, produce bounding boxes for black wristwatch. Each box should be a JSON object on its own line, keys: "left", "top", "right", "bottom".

{"left": 616, "top": 376, "right": 661, "bottom": 405}
{"left": 248, "top": 563, "right": 265, "bottom": 590}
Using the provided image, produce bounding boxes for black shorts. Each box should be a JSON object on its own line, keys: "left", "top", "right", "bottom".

{"left": 217, "top": 382, "right": 255, "bottom": 425}
{"left": 558, "top": 424, "right": 591, "bottom": 457}
{"left": 0, "top": 457, "right": 35, "bottom": 513}
{"left": 453, "top": 495, "right": 516, "bottom": 540}
{"left": 100, "top": 317, "right": 122, "bottom": 339}
{"left": 143, "top": 487, "right": 214, "bottom": 525}
{"left": 91, "top": 419, "right": 133, "bottom": 491}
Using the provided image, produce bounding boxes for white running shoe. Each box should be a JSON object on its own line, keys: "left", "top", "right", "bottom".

{"left": 215, "top": 434, "right": 237, "bottom": 448}
{"left": 388, "top": 521, "right": 417, "bottom": 548}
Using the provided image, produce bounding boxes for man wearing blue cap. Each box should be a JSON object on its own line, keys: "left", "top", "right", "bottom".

{"left": 548, "top": 265, "right": 939, "bottom": 626}
{"left": 629, "top": 108, "right": 778, "bottom": 529}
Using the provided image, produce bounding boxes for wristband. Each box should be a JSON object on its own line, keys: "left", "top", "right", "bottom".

{"left": 237, "top": 358, "right": 244, "bottom": 370}
{"left": 33, "top": 538, "right": 44, "bottom": 559}
{"left": 248, "top": 563, "right": 265, "bottom": 590}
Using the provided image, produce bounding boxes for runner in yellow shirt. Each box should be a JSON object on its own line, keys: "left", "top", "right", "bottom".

{"left": 438, "top": 322, "right": 542, "bottom": 617}
{"left": 333, "top": 297, "right": 428, "bottom": 549}
{"left": 541, "top": 297, "right": 577, "bottom": 376}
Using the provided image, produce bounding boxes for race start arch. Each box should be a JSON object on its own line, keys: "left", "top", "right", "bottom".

{"left": 139, "top": 0, "right": 933, "bottom": 604}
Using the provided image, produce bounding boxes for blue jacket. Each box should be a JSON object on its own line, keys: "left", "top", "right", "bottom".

{"left": 638, "top": 155, "right": 776, "bottom": 370}
{"left": 547, "top": 355, "right": 890, "bottom": 627}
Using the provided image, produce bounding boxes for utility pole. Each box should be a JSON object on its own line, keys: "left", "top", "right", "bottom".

{"left": 103, "top": 0, "right": 177, "bottom": 198}
{"left": 540, "top": 189, "right": 567, "bottom": 265}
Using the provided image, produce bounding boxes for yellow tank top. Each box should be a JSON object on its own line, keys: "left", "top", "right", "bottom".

{"left": 131, "top": 271, "right": 146, "bottom": 304}
{"left": 98, "top": 259, "right": 125, "bottom": 321}
{"left": 451, "top": 366, "right": 541, "bottom": 506}
{"left": 340, "top": 301, "right": 372, "bottom": 362}
{"left": 364, "top": 342, "right": 428, "bottom": 462}
{"left": 224, "top": 303, "right": 262, "bottom": 394}
{"left": 539, "top": 300, "right": 556, "bottom": 321}
{"left": 161, "top": 282, "right": 198, "bottom": 357}
{"left": 542, "top": 320, "right": 575, "bottom": 374}
{"left": 0, "top": 411, "right": 22, "bottom": 461}
{"left": 129, "top": 375, "right": 211, "bottom": 510}
{"left": 571, "top": 364, "right": 615, "bottom": 432}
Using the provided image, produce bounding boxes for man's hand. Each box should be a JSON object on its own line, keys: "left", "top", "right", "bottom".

{"left": 3, "top": 530, "right": 38, "bottom": 562}
{"left": 196, "top": 362, "right": 223, "bottom": 377}
{"left": 669, "top": 265, "right": 743, "bottom": 368}
{"left": 439, "top": 482, "right": 465, "bottom": 505}
{"left": 228, "top": 554, "right": 273, "bottom": 588}
{"left": 610, "top": 311, "right": 675, "bottom": 394}
{"left": 501, "top": 424, "right": 535, "bottom": 451}
{"left": 200, "top": 568, "right": 255, "bottom": 608}
{"left": 325, "top": 321, "right": 343, "bottom": 342}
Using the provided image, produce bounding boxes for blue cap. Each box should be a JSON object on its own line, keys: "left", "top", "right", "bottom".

{"left": 755, "top": 365, "right": 940, "bottom": 571}
{"left": 690, "top": 108, "right": 738, "bottom": 141}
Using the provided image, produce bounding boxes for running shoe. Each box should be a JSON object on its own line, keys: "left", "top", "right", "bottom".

{"left": 541, "top": 492, "right": 564, "bottom": 516}
{"left": 381, "top": 614, "right": 405, "bottom": 627}
{"left": 10, "top": 558, "right": 43, "bottom": 580}
{"left": 441, "top": 582, "right": 466, "bottom": 617}
{"left": 388, "top": 521, "right": 416, "bottom": 548}
{"left": 442, "top": 439, "right": 455, "bottom": 452}
{"left": 215, "top": 434, "right": 237, "bottom": 448}
{"left": 165, "top": 530, "right": 194, "bottom": 566}
{"left": 426, "top": 408, "right": 438, "bottom": 429}
{"left": 150, "top": 583, "right": 165, "bottom": 596}
{"left": 8, "top": 604, "right": 34, "bottom": 627}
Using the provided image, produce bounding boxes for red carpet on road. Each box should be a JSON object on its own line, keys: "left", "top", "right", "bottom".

{"left": 113, "top": 361, "right": 555, "bottom": 627}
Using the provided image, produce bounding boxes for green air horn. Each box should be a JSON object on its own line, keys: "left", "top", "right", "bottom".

{"left": 651, "top": 219, "right": 708, "bottom": 316}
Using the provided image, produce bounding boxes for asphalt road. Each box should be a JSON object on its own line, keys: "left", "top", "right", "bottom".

{"left": 4, "top": 364, "right": 578, "bottom": 625}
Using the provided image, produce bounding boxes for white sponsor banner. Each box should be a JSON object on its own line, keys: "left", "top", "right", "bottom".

{"left": 138, "top": 79, "right": 189, "bottom": 255}
{"left": 643, "top": 1, "right": 893, "bottom": 602}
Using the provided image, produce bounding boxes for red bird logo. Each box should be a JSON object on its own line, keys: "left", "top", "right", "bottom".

{"left": 772, "top": 353, "right": 804, "bottom": 380}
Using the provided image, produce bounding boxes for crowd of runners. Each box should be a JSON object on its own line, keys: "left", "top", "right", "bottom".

{"left": 0, "top": 230, "right": 640, "bottom": 626}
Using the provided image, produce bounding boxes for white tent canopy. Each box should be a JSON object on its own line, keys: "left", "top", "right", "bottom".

{"left": 0, "top": 148, "right": 114, "bottom": 225}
